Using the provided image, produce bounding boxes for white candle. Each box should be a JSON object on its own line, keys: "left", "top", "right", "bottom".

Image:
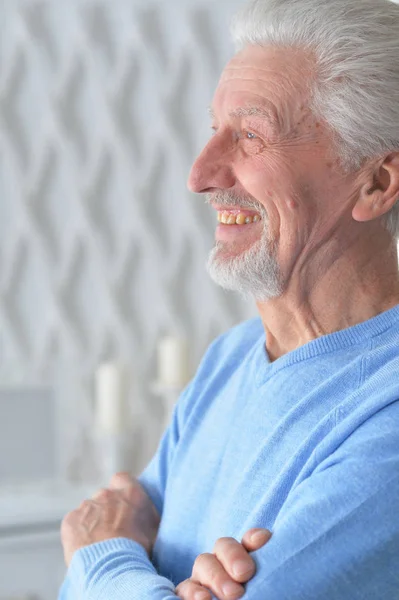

{"left": 157, "top": 337, "right": 189, "bottom": 388}
{"left": 95, "top": 362, "right": 129, "bottom": 435}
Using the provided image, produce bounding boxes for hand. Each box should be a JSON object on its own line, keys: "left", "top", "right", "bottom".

{"left": 176, "top": 528, "right": 272, "bottom": 600}
{"left": 61, "top": 472, "right": 160, "bottom": 567}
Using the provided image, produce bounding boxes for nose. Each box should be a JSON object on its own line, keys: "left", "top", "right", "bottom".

{"left": 188, "top": 135, "right": 236, "bottom": 194}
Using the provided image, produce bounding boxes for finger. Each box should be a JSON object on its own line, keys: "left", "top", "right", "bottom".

{"left": 213, "top": 537, "right": 256, "bottom": 583}
{"left": 192, "top": 552, "right": 244, "bottom": 600}
{"left": 109, "top": 472, "right": 134, "bottom": 490}
{"left": 91, "top": 488, "right": 115, "bottom": 502}
{"left": 77, "top": 499, "right": 94, "bottom": 513}
{"left": 175, "top": 578, "right": 212, "bottom": 600}
{"left": 241, "top": 528, "right": 272, "bottom": 552}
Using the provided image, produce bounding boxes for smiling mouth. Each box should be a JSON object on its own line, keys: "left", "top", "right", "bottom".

{"left": 217, "top": 210, "right": 262, "bottom": 226}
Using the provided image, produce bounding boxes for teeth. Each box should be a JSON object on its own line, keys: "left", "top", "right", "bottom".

{"left": 236, "top": 213, "right": 246, "bottom": 225}
{"left": 217, "top": 211, "right": 261, "bottom": 226}
{"left": 227, "top": 214, "right": 236, "bottom": 225}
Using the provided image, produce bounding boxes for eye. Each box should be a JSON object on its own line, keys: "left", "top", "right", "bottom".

{"left": 245, "top": 131, "right": 258, "bottom": 140}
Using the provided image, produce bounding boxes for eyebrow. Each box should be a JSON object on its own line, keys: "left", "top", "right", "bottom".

{"left": 208, "top": 105, "right": 277, "bottom": 125}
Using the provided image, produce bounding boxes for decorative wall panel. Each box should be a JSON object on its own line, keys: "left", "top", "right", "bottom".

{"left": 0, "top": 0, "right": 256, "bottom": 479}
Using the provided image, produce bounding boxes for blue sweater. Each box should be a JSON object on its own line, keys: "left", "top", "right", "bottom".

{"left": 59, "top": 305, "right": 399, "bottom": 599}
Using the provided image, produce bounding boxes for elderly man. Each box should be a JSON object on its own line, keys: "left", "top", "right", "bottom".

{"left": 59, "top": 0, "right": 399, "bottom": 598}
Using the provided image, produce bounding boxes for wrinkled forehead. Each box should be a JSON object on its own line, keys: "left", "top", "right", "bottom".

{"left": 213, "top": 45, "right": 315, "bottom": 124}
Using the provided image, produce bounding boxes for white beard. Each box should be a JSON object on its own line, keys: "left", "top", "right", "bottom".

{"left": 207, "top": 221, "right": 282, "bottom": 301}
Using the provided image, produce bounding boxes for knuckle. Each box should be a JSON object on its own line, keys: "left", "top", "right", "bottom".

{"left": 110, "top": 471, "right": 133, "bottom": 487}
{"left": 61, "top": 509, "right": 77, "bottom": 537}
{"left": 194, "top": 552, "right": 214, "bottom": 568}
{"left": 78, "top": 499, "right": 97, "bottom": 518}
{"left": 213, "top": 536, "right": 233, "bottom": 548}
{"left": 176, "top": 579, "right": 210, "bottom": 600}
{"left": 64, "top": 507, "right": 79, "bottom": 522}
{"left": 95, "top": 488, "right": 113, "bottom": 501}
{"left": 175, "top": 579, "right": 191, "bottom": 595}
{"left": 214, "top": 536, "right": 245, "bottom": 566}
{"left": 213, "top": 536, "right": 237, "bottom": 553}
{"left": 193, "top": 553, "right": 221, "bottom": 583}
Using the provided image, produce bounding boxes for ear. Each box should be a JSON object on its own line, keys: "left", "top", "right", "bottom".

{"left": 352, "top": 152, "right": 399, "bottom": 223}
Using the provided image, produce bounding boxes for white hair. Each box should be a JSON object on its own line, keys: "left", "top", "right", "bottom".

{"left": 231, "top": 0, "right": 399, "bottom": 238}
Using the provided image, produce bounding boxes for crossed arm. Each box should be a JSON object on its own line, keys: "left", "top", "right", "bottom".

{"left": 58, "top": 399, "right": 399, "bottom": 600}
{"left": 61, "top": 472, "right": 272, "bottom": 600}
{"left": 59, "top": 462, "right": 399, "bottom": 600}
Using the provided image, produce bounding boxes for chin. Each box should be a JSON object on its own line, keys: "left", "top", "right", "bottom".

{"left": 206, "top": 239, "right": 283, "bottom": 301}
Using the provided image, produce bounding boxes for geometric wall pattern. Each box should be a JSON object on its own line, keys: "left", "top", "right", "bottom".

{"left": 0, "top": 0, "right": 256, "bottom": 479}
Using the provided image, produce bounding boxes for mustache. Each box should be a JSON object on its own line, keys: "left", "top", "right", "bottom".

{"left": 205, "top": 191, "right": 266, "bottom": 216}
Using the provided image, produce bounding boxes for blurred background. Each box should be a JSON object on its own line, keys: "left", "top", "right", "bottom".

{"left": 0, "top": 0, "right": 256, "bottom": 597}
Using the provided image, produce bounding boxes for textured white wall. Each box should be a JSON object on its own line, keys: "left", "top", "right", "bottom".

{"left": 0, "top": 0, "right": 257, "bottom": 480}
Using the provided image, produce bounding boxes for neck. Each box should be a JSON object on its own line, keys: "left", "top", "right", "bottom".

{"left": 257, "top": 235, "right": 399, "bottom": 362}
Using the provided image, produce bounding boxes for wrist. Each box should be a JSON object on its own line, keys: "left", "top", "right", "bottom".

{"left": 68, "top": 538, "right": 150, "bottom": 591}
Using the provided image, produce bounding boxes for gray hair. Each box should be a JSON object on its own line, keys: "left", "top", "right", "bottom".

{"left": 231, "top": 0, "right": 399, "bottom": 238}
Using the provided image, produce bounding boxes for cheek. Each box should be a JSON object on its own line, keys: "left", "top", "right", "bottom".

{"left": 236, "top": 152, "right": 325, "bottom": 242}
{"left": 236, "top": 153, "right": 301, "bottom": 210}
